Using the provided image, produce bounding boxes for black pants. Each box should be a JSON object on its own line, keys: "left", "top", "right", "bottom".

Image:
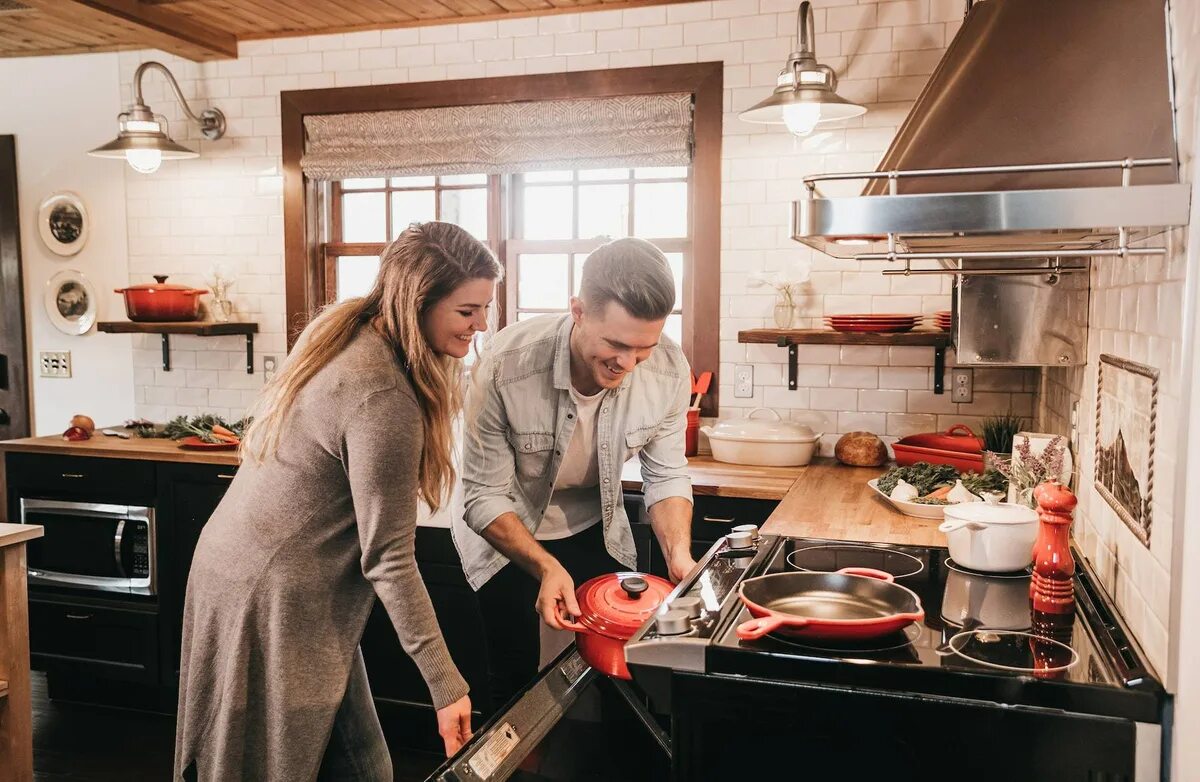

{"left": 477, "top": 522, "right": 625, "bottom": 712}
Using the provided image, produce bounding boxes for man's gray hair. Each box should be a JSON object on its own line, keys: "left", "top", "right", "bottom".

{"left": 578, "top": 238, "right": 676, "bottom": 321}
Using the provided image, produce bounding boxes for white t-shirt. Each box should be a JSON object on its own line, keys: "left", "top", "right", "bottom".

{"left": 535, "top": 385, "right": 607, "bottom": 541}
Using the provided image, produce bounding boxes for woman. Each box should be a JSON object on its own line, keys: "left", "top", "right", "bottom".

{"left": 175, "top": 222, "right": 501, "bottom": 781}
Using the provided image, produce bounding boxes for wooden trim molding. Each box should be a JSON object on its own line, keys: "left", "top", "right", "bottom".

{"left": 281, "top": 62, "right": 723, "bottom": 413}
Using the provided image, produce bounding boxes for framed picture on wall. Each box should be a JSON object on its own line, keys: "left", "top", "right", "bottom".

{"left": 44, "top": 269, "right": 98, "bottom": 335}
{"left": 37, "top": 191, "right": 89, "bottom": 256}
{"left": 1094, "top": 353, "right": 1158, "bottom": 546}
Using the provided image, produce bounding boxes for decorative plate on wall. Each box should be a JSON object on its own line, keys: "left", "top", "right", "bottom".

{"left": 44, "top": 269, "right": 98, "bottom": 335}
{"left": 37, "top": 191, "right": 89, "bottom": 256}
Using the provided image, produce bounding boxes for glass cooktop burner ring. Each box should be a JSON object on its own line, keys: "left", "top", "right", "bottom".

{"left": 765, "top": 621, "right": 923, "bottom": 654}
{"left": 787, "top": 544, "right": 925, "bottom": 580}
{"left": 946, "top": 629, "right": 1080, "bottom": 673}
{"left": 944, "top": 557, "right": 1032, "bottom": 579}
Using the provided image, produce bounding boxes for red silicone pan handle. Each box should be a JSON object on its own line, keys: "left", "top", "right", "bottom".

{"left": 736, "top": 614, "right": 801, "bottom": 640}
{"left": 559, "top": 617, "right": 587, "bottom": 632}
{"left": 837, "top": 567, "right": 895, "bottom": 582}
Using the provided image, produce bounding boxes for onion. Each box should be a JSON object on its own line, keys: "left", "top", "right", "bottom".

{"left": 70, "top": 414, "right": 96, "bottom": 433}
{"left": 62, "top": 426, "right": 91, "bottom": 441}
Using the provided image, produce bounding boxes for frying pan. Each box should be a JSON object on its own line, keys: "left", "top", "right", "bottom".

{"left": 736, "top": 567, "right": 925, "bottom": 641}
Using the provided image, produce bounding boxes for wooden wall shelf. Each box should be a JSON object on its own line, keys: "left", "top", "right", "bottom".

{"left": 738, "top": 329, "right": 951, "bottom": 394}
{"left": 98, "top": 321, "right": 259, "bottom": 374}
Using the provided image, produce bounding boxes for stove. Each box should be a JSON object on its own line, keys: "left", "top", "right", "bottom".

{"left": 626, "top": 532, "right": 1167, "bottom": 781}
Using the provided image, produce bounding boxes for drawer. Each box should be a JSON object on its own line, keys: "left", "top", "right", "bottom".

{"left": 692, "top": 496, "right": 778, "bottom": 542}
{"left": 7, "top": 453, "right": 156, "bottom": 501}
{"left": 29, "top": 597, "right": 159, "bottom": 684}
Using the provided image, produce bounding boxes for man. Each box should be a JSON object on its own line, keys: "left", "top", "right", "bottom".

{"left": 456, "top": 237, "right": 695, "bottom": 709}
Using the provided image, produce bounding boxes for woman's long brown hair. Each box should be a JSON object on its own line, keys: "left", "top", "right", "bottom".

{"left": 242, "top": 222, "right": 501, "bottom": 510}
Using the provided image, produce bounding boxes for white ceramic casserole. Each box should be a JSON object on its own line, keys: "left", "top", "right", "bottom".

{"left": 700, "top": 408, "right": 823, "bottom": 467}
{"left": 938, "top": 502, "right": 1039, "bottom": 573}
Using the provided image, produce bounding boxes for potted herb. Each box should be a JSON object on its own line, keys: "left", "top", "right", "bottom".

{"left": 981, "top": 413, "right": 1024, "bottom": 471}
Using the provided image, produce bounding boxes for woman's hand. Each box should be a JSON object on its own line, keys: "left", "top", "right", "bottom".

{"left": 436, "top": 695, "right": 473, "bottom": 757}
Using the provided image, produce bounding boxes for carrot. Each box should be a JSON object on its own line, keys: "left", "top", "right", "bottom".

{"left": 211, "top": 424, "right": 240, "bottom": 443}
{"left": 924, "top": 485, "right": 953, "bottom": 500}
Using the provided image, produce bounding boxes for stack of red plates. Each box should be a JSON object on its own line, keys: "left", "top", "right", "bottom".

{"left": 824, "top": 314, "right": 921, "bottom": 333}
{"left": 934, "top": 310, "right": 952, "bottom": 331}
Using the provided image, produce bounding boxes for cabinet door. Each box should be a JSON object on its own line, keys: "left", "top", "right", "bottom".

{"left": 156, "top": 463, "right": 237, "bottom": 681}
{"left": 29, "top": 596, "right": 159, "bottom": 684}
{"left": 362, "top": 527, "right": 491, "bottom": 749}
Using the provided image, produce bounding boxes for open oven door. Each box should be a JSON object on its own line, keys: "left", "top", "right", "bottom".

{"left": 427, "top": 646, "right": 670, "bottom": 781}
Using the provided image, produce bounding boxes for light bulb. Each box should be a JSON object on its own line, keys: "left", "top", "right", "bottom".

{"left": 126, "top": 148, "right": 162, "bottom": 174}
{"left": 782, "top": 103, "right": 822, "bottom": 136}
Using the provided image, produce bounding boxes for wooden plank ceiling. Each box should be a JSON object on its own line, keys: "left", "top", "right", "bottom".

{"left": 0, "top": 0, "right": 691, "bottom": 61}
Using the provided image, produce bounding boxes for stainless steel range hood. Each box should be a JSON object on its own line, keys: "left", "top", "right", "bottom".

{"left": 791, "top": 0, "right": 1191, "bottom": 262}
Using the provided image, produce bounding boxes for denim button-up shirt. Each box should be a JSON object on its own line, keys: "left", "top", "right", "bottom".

{"left": 455, "top": 314, "right": 693, "bottom": 590}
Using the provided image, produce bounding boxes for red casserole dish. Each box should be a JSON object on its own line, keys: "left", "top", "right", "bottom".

{"left": 736, "top": 568, "right": 925, "bottom": 641}
{"left": 114, "top": 275, "right": 207, "bottom": 322}
{"left": 892, "top": 424, "right": 984, "bottom": 472}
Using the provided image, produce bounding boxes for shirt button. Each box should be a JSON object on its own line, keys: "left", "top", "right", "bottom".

{"left": 567, "top": 413, "right": 575, "bottom": 419}
{"left": 603, "top": 478, "right": 610, "bottom": 484}
{"left": 555, "top": 450, "right": 561, "bottom": 456}
{"left": 601, "top": 444, "right": 608, "bottom": 450}
{"left": 523, "top": 444, "right": 532, "bottom": 451}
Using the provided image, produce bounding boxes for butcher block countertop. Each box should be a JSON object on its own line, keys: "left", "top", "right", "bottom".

{"left": 0, "top": 429, "right": 239, "bottom": 466}
{"left": 3, "top": 433, "right": 941, "bottom": 546}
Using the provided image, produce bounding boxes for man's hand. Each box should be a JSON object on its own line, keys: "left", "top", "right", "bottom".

{"left": 667, "top": 552, "right": 697, "bottom": 583}
{"left": 436, "top": 694, "right": 473, "bottom": 757}
{"left": 536, "top": 559, "right": 581, "bottom": 630}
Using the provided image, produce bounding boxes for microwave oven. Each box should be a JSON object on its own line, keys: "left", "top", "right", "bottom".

{"left": 19, "top": 498, "right": 156, "bottom": 596}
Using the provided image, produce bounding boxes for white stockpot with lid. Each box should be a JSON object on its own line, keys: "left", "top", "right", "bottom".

{"left": 700, "top": 408, "right": 824, "bottom": 467}
{"left": 938, "top": 501, "right": 1040, "bottom": 573}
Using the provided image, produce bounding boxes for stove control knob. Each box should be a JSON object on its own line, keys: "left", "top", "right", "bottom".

{"left": 671, "top": 596, "right": 703, "bottom": 620}
{"left": 732, "top": 523, "right": 760, "bottom": 542}
{"left": 655, "top": 608, "right": 692, "bottom": 636}
{"left": 726, "top": 529, "right": 754, "bottom": 549}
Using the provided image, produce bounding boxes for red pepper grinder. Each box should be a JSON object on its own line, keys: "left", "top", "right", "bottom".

{"left": 1030, "top": 481, "right": 1077, "bottom": 614}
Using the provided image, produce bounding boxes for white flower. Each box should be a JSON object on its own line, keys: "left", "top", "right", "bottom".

{"left": 748, "top": 257, "right": 812, "bottom": 294}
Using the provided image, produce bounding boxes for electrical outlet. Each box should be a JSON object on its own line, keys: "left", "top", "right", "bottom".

{"left": 39, "top": 351, "right": 72, "bottom": 378}
{"left": 734, "top": 364, "right": 754, "bottom": 398}
{"left": 950, "top": 368, "right": 973, "bottom": 403}
{"left": 263, "top": 355, "right": 277, "bottom": 381}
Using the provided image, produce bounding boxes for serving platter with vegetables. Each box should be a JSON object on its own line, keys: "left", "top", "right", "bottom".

{"left": 868, "top": 462, "right": 1009, "bottom": 519}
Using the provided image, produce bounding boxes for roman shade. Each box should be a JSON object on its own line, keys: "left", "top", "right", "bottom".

{"left": 300, "top": 93, "right": 693, "bottom": 180}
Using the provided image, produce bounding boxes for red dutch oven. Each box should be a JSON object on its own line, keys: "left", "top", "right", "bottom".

{"left": 561, "top": 572, "right": 674, "bottom": 680}
{"left": 115, "top": 275, "right": 208, "bottom": 322}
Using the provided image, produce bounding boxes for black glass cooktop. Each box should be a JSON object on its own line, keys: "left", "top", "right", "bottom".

{"left": 706, "top": 536, "right": 1164, "bottom": 723}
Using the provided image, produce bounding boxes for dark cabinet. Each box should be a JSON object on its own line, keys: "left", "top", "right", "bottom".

{"left": 29, "top": 594, "right": 159, "bottom": 683}
{"left": 155, "top": 462, "right": 237, "bottom": 681}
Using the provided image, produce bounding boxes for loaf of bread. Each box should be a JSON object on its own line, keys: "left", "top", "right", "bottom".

{"left": 835, "top": 431, "right": 888, "bottom": 467}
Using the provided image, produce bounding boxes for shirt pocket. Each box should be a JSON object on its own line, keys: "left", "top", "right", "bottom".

{"left": 506, "top": 430, "right": 556, "bottom": 480}
{"left": 624, "top": 427, "right": 655, "bottom": 462}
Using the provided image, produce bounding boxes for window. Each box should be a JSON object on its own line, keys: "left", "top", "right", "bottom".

{"left": 285, "top": 64, "right": 722, "bottom": 412}
{"left": 327, "top": 166, "right": 690, "bottom": 346}
{"left": 323, "top": 174, "right": 494, "bottom": 301}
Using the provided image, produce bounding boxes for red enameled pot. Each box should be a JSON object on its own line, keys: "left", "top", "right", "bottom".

{"left": 560, "top": 572, "right": 674, "bottom": 679}
{"left": 114, "top": 275, "right": 207, "bottom": 322}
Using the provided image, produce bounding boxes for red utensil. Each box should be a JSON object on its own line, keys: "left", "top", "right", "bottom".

{"left": 1030, "top": 482, "right": 1077, "bottom": 614}
{"left": 560, "top": 572, "right": 674, "bottom": 679}
{"left": 178, "top": 435, "right": 239, "bottom": 451}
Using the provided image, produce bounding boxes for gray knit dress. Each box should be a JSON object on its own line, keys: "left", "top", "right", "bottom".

{"left": 174, "top": 327, "right": 469, "bottom": 781}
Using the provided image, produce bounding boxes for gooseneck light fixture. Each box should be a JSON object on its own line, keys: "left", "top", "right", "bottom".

{"left": 739, "top": 1, "right": 866, "bottom": 135}
{"left": 89, "top": 61, "right": 226, "bottom": 174}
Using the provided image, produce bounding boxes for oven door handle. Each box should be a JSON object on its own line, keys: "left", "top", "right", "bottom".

{"left": 113, "top": 519, "right": 127, "bottom": 579}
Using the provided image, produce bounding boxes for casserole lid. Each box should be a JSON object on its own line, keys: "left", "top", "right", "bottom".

{"left": 574, "top": 572, "right": 674, "bottom": 640}
{"left": 706, "top": 408, "right": 821, "bottom": 443}
{"left": 895, "top": 424, "right": 983, "bottom": 454}
{"left": 943, "top": 502, "right": 1038, "bottom": 526}
{"left": 115, "top": 275, "right": 205, "bottom": 294}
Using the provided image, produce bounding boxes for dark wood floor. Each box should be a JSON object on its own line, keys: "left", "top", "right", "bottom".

{"left": 31, "top": 672, "right": 445, "bottom": 781}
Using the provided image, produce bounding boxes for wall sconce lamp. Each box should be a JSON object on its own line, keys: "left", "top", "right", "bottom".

{"left": 738, "top": 1, "right": 866, "bottom": 135}
{"left": 88, "top": 61, "right": 226, "bottom": 174}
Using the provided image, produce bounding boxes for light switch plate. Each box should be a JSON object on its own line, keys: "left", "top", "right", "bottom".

{"left": 734, "top": 364, "right": 754, "bottom": 398}
{"left": 950, "top": 368, "right": 973, "bottom": 403}
{"left": 39, "top": 351, "right": 72, "bottom": 378}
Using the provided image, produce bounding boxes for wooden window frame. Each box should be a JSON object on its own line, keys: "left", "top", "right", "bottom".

{"left": 282, "top": 63, "right": 723, "bottom": 415}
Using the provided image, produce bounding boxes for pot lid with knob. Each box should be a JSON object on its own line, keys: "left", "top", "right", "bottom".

{"left": 572, "top": 572, "right": 674, "bottom": 641}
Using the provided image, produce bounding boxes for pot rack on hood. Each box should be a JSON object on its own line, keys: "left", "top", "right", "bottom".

{"left": 790, "top": 0, "right": 1191, "bottom": 275}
